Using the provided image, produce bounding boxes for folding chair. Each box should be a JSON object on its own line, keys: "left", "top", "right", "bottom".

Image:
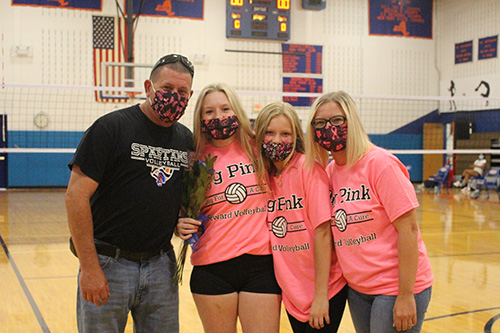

{"left": 467, "top": 165, "right": 488, "bottom": 197}
{"left": 426, "top": 165, "right": 451, "bottom": 194}
{"left": 477, "top": 167, "right": 500, "bottom": 199}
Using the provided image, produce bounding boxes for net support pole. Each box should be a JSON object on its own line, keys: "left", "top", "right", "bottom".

{"left": 125, "top": 0, "right": 134, "bottom": 87}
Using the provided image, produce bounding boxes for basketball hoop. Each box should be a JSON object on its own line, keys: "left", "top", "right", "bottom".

{"left": 126, "top": 91, "right": 141, "bottom": 100}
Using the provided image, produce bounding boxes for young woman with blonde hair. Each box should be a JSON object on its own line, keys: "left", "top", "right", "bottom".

{"left": 177, "top": 83, "right": 281, "bottom": 333}
{"left": 254, "top": 101, "right": 347, "bottom": 333}
{"left": 306, "top": 91, "right": 433, "bottom": 332}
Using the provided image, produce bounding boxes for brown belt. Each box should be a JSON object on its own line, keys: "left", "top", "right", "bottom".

{"left": 69, "top": 238, "right": 167, "bottom": 262}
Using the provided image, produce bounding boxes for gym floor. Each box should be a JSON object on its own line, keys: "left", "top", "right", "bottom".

{"left": 0, "top": 188, "right": 499, "bottom": 332}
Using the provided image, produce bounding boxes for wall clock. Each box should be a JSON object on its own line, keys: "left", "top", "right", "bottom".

{"left": 34, "top": 112, "right": 49, "bottom": 129}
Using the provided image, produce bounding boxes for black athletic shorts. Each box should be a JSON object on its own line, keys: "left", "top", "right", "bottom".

{"left": 190, "top": 254, "right": 282, "bottom": 295}
{"left": 287, "top": 285, "right": 348, "bottom": 333}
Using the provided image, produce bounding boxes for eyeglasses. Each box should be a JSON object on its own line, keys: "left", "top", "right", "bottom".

{"left": 311, "top": 115, "right": 346, "bottom": 129}
{"left": 151, "top": 54, "right": 194, "bottom": 77}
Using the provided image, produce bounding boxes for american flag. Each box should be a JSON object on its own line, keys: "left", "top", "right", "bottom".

{"left": 93, "top": 15, "right": 127, "bottom": 102}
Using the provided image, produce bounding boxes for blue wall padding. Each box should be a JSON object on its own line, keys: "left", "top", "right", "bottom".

{"left": 5, "top": 108, "right": 500, "bottom": 187}
{"left": 7, "top": 131, "right": 83, "bottom": 187}
{"left": 9, "top": 153, "right": 74, "bottom": 187}
{"left": 391, "top": 108, "right": 500, "bottom": 134}
{"left": 369, "top": 134, "right": 423, "bottom": 182}
{"left": 9, "top": 131, "right": 83, "bottom": 148}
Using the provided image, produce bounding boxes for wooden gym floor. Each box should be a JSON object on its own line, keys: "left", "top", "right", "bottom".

{"left": 0, "top": 188, "right": 499, "bottom": 332}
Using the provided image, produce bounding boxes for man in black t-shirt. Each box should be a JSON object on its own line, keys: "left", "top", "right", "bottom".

{"left": 65, "top": 54, "right": 194, "bottom": 332}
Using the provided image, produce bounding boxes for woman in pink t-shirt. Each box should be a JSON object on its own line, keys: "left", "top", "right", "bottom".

{"left": 305, "top": 91, "right": 433, "bottom": 333}
{"left": 254, "top": 101, "right": 347, "bottom": 332}
{"left": 177, "top": 83, "right": 281, "bottom": 333}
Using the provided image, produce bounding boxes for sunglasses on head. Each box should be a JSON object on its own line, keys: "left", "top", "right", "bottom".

{"left": 151, "top": 54, "right": 194, "bottom": 77}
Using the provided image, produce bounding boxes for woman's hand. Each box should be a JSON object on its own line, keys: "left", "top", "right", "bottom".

{"left": 393, "top": 293, "right": 417, "bottom": 331}
{"left": 309, "top": 295, "right": 330, "bottom": 329}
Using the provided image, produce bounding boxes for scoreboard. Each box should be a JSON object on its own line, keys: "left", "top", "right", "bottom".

{"left": 226, "top": 0, "right": 291, "bottom": 41}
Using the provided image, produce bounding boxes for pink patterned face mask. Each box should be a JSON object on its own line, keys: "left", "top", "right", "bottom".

{"left": 261, "top": 142, "right": 293, "bottom": 161}
{"left": 314, "top": 123, "right": 348, "bottom": 152}
{"left": 202, "top": 115, "right": 239, "bottom": 140}
{"left": 149, "top": 83, "right": 188, "bottom": 123}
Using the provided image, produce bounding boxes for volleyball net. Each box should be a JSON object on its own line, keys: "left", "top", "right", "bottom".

{"left": 0, "top": 83, "right": 499, "bottom": 186}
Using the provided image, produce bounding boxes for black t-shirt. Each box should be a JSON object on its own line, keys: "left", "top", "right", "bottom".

{"left": 69, "top": 104, "right": 193, "bottom": 252}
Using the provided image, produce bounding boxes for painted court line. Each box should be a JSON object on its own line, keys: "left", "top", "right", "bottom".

{"left": 0, "top": 233, "right": 50, "bottom": 333}
{"left": 425, "top": 306, "right": 500, "bottom": 320}
{"left": 484, "top": 312, "right": 500, "bottom": 333}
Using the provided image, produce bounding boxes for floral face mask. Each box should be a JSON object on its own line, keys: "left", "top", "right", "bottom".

{"left": 149, "top": 82, "right": 188, "bottom": 123}
{"left": 261, "top": 142, "right": 294, "bottom": 161}
{"left": 202, "top": 115, "right": 239, "bottom": 140}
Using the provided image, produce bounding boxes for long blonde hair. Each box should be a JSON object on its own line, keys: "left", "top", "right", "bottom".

{"left": 305, "top": 91, "right": 372, "bottom": 169}
{"left": 254, "top": 101, "right": 305, "bottom": 189}
{"left": 192, "top": 83, "right": 256, "bottom": 164}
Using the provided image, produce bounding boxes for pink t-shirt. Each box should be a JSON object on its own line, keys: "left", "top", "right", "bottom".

{"left": 190, "top": 140, "right": 271, "bottom": 266}
{"left": 327, "top": 146, "right": 433, "bottom": 295}
{"left": 268, "top": 153, "right": 346, "bottom": 321}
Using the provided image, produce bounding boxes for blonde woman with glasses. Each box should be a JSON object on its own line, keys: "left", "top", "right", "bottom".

{"left": 306, "top": 91, "right": 433, "bottom": 333}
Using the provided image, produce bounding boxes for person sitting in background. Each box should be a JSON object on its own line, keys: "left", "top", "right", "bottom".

{"left": 453, "top": 154, "right": 487, "bottom": 188}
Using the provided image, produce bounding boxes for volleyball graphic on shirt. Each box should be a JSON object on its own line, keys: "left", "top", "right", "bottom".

{"left": 150, "top": 166, "right": 174, "bottom": 187}
{"left": 225, "top": 182, "right": 248, "bottom": 204}
{"left": 271, "top": 216, "right": 287, "bottom": 238}
{"left": 335, "top": 209, "right": 347, "bottom": 232}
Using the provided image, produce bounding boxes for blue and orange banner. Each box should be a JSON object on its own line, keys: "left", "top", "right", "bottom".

{"left": 12, "top": 0, "right": 101, "bottom": 10}
{"left": 369, "top": 0, "right": 432, "bottom": 39}
{"left": 282, "top": 44, "right": 322, "bottom": 74}
{"left": 455, "top": 40, "right": 473, "bottom": 64}
{"left": 478, "top": 35, "right": 498, "bottom": 60}
{"left": 283, "top": 78, "right": 323, "bottom": 107}
{"left": 127, "top": 0, "right": 203, "bottom": 20}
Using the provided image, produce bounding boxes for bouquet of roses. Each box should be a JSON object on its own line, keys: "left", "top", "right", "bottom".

{"left": 173, "top": 154, "right": 217, "bottom": 285}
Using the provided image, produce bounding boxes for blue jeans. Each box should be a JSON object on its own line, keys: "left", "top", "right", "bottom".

{"left": 347, "top": 286, "right": 432, "bottom": 333}
{"left": 77, "top": 249, "right": 179, "bottom": 333}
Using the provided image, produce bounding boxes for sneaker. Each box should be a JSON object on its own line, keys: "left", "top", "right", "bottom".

{"left": 470, "top": 189, "right": 480, "bottom": 199}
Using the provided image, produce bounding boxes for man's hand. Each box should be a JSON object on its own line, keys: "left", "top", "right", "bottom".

{"left": 176, "top": 217, "right": 202, "bottom": 241}
{"left": 80, "top": 266, "right": 110, "bottom": 307}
